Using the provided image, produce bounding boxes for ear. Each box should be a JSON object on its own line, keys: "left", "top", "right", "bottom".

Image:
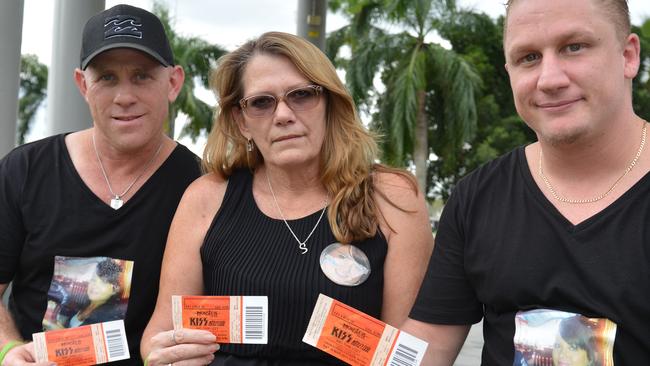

{"left": 504, "top": 62, "right": 510, "bottom": 74}
{"left": 233, "top": 107, "right": 251, "bottom": 139}
{"left": 73, "top": 68, "right": 89, "bottom": 101}
{"left": 167, "top": 65, "right": 185, "bottom": 102}
{"left": 623, "top": 33, "right": 641, "bottom": 79}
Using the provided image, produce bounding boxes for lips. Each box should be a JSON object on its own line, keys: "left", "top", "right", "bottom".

{"left": 536, "top": 98, "right": 583, "bottom": 109}
{"left": 273, "top": 134, "right": 302, "bottom": 142}
{"left": 113, "top": 114, "right": 143, "bottom": 121}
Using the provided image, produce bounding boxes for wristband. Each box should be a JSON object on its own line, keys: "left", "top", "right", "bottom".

{"left": 0, "top": 340, "right": 24, "bottom": 365}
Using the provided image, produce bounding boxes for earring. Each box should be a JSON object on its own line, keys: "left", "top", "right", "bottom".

{"left": 246, "top": 139, "right": 254, "bottom": 152}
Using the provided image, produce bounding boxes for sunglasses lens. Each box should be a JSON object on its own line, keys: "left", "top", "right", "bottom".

{"left": 246, "top": 95, "right": 276, "bottom": 117}
{"left": 240, "top": 85, "right": 322, "bottom": 118}
{"left": 287, "top": 87, "right": 320, "bottom": 111}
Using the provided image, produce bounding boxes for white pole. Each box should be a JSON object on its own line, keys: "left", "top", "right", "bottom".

{"left": 46, "top": 0, "right": 105, "bottom": 136}
{"left": 0, "top": 0, "right": 24, "bottom": 157}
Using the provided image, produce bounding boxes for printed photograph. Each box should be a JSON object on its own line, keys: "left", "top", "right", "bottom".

{"left": 513, "top": 309, "right": 616, "bottom": 366}
{"left": 42, "top": 256, "right": 134, "bottom": 330}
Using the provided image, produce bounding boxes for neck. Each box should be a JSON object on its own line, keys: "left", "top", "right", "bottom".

{"left": 258, "top": 165, "right": 328, "bottom": 220}
{"left": 539, "top": 117, "right": 645, "bottom": 179}
{"left": 261, "top": 164, "right": 325, "bottom": 196}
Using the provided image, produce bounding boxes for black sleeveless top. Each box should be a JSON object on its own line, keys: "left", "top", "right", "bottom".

{"left": 201, "top": 169, "right": 387, "bottom": 365}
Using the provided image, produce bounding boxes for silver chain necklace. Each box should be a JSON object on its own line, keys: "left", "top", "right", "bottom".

{"left": 538, "top": 123, "right": 647, "bottom": 204}
{"left": 92, "top": 133, "right": 163, "bottom": 210}
{"left": 265, "top": 172, "right": 328, "bottom": 254}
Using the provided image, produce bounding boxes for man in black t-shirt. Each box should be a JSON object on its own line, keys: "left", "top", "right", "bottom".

{"left": 402, "top": 0, "right": 649, "bottom": 365}
{"left": 0, "top": 5, "right": 200, "bottom": 366}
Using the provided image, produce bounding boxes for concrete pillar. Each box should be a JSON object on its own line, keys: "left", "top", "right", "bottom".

{"left": 297, "top": 0, "right": 328, "bottom": 51}
{"left": 46, "top": 0, "right": 104, "bottom": 136}
{"left": 0, "top": 0, "right": 24, "bottom": 158}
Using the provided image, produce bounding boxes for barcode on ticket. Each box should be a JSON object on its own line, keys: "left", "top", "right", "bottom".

{"left": 32, "top": 320, "right": 130, "bottom": 366}
{"left": 103, "top": 321, "right": 128, "bottom": 360}
{"left": 303, "top": 294, "right": 428, "bottom": 366}
{"left": 386, "top": 331, "right": 427, "bottom": 366}
{"left": 172, "top": 295, "right": 268, "bottom": 344}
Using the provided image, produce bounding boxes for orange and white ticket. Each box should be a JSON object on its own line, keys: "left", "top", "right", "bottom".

{"left": 32, "top": 319, "right": 129, "bottom": 366}
{"left": 303, "top": 294, "right": 428, "bottom": 366}
{"left": 172, "top": 295, "right": 268, "bottom": 344}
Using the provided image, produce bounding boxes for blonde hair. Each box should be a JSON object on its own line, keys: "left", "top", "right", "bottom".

{"left": 203, "top": 31, "right": 417, "bottom": 243}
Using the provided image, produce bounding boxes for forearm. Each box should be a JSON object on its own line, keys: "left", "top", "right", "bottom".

{"left": 401, "top": 319, "right": 470, "bottom": 366}
{"left": 0, "top": 286, "right": 22, "bottom": 344}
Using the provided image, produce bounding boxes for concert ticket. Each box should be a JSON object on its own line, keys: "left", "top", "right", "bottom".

{"left": 303, "top": 294, "right": 428, "bottom": 366}
{"left": 171, "top": 295, "right": 268, "bottom": 344}
{"left": 32, "top": 320, "right": 129, "bottom": 366}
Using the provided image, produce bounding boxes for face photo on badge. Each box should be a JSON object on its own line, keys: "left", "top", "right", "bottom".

{"left": 42, "top": 256, "right": 134, "bottom": 330}
{"left": 512, "top": 309, "right": 616, "bottom": 366}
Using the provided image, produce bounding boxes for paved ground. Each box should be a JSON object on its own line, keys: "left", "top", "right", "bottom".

{"left": 453, "top": 321, "right": 484, "bottom": 365}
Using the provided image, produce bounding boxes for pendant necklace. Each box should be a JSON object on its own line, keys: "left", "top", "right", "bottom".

{"left": 92, "top": 133, "right": 163, "bottom": 210}
{"left": 265, "top": 172, "right": 328, "bottom": 254}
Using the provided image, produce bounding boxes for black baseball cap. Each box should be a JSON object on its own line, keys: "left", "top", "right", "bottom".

{"left": 80, "top": 4, "right": 174, "bottom": 70}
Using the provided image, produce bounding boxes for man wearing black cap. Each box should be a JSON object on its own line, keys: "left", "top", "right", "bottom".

{"left": 0, "top": 4, "right": 201, "bottom": 365}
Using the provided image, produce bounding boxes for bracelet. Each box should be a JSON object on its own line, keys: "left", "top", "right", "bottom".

{"left": 0, "top": 340, "right": 24, "bottom": 365}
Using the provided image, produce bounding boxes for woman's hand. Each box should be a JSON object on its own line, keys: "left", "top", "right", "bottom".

{"left": 145, "top": 329, "right": 219, "bottom": 366}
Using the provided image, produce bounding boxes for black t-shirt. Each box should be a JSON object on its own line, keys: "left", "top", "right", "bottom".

{"left": 0, "top": 134, "right": 201, "bottom": 365}
{"left": 410, "top": 146, "right": 650, "bottom": 365}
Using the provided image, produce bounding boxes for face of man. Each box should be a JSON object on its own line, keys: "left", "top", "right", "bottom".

{"left": 504, "top": 0, "right": 640, "bottom": 146}
{"left": 74, "top": 48, "right": 184, "bottom": 152}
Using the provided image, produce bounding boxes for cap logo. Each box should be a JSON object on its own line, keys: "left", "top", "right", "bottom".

{"left": 104, "top": 15, "right": 143, "bottom": 39}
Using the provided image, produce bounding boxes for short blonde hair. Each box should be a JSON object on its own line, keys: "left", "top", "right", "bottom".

{"left": 504, "top": 0, "right": 630, "bottom": 43}
{"left": 203, "top": 31, "right": 416, "bottom": 243}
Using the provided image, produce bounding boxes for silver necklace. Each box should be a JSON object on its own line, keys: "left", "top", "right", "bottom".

{"left": 265, "top": 172, "right": 328, "bottom": 254}
{"left": 92, "top": 133, "right": 163, "bottom": 210}
{"left": 538, "top": 123, "right": 646, "bottom": 204}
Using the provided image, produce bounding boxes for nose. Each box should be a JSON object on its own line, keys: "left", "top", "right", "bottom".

{"left": 113, "top": 82, "right": 138, "bottom": 107}
{"left": 273, "top": 97, "right": 294, "bottom": 125}
{"left": 536, "top": 54, "right": 570, "bottom": 92}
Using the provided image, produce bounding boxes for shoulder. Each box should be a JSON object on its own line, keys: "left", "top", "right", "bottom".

{"left": 454, "top": 146, "right": 523, "bottom": 193}
{"left": 372, "top": 168, "right": 421, "bottom": 209}
{"left": 1, "top": 135, "right": 62, "bottom": 162}
{"left": 177, "top": 172, "right": 228, "bottom": 218}
{"left": 166, "top": 142, "right": 202, "bottom": 173}
{"left": 0, "top": 135, "right": 63, "bottom": 174}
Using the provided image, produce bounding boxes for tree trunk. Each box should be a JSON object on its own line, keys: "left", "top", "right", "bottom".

{"left": 414, "top": 89, "right": 428, "bottom": 195}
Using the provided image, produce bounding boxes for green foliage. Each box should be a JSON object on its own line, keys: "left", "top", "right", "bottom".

{"left": 153, "top": 2, "right": 227, "bottom": 140}
{"left": 633, "top": 19, "right": 650, "bottom": 121}
{"left": 328, "top": 0, "right": 481, "bottom": 196}
{"left": 18, "top": 54, "right": 48, "bottom": 145}
{"left": 432, "top": 11, "right": 535, "bottom": 200}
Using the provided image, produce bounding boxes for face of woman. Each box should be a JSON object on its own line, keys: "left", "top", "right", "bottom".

{"left": 553, "top": 336, "right": 590, "bottom": 366}
{"left": 236, "top": 53, "right": 327, "bottom": 170}
{"left": 87, "top": 273, "right": 117, "bottom": 303}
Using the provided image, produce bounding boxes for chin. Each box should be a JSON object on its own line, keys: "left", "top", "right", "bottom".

{"left": 539, "top": 124, "right": 591, "bottom": 147}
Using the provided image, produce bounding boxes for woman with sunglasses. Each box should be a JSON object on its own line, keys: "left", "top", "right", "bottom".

{"left": 141, "top": 31, "right": 433, "bottom": 365}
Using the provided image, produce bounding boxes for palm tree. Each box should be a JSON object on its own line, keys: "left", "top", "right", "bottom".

{"left": 328, "top": 0, "right": 481, "bottom": 195}
{"left": 153, "top": 3, "right": 227, "bottom": 140}
{"left": 17, "top": 54, "right": 48, "bottom": 145}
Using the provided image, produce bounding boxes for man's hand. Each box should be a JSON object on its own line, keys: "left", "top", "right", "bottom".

{"left": 2, "top": 342, "right": 53, "bottom": 366}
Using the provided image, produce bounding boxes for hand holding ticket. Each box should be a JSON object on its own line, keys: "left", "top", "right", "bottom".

{"left": 303, "top": 294, "right": 428, "bottom": 366}
{"left": 171, "top": 295, "right": 268, "bottom": 344}
{"left": 32, "top": 320, "right": 129, "bottom": 366}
